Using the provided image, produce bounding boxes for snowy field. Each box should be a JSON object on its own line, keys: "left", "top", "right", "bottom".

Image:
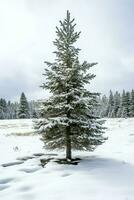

{"left": 0, "top": 118, "right": 134, "bottom": 200}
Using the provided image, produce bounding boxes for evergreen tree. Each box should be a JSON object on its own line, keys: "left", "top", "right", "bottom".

{"left": 130, "top": 90, "right": 134, "bottom": 117}
{"left": 29, "top": 100, "right": 40, "bottom": 118}
{"left": 35, "top": 11, "right": 106, "bottom": 160}
{"left": 18, "top": 92, "right": 30, "bottom": 119}
{"left": 107, "top": 90, "right": 114, "bottom": 117}
{"left": 99, "top": 95, "right": 108, "bottom": 117}
{"left": 113, "top": 91, "right": 120, "bottom": 117}
{"left": 0, "top": 98, "right": 7, "bottom": 119}
{"left": 116, "top": 99, "right": 122, "bottom": 118}
{"left": 121, "top": 91, "right": 130, "bottom": 118}
{"left": 118, "top": 90, "right": 125, "bottom": 118}
{"left": 32, "top": 110, "right": 38, "bottom": 118}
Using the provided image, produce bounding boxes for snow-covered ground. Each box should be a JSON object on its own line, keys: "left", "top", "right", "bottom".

{"left": 0, "top": 118, "right": 134, "bottom": 200}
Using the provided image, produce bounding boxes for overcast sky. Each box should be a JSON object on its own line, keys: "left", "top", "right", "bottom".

{"left": 0, "top": 0, "right": 134, "bottom": 101}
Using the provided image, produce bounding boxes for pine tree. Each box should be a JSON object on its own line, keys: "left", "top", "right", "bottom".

{"left": 18, "top": 92, "right": 30, "bottom": 119}
{"left": 99, "top": 95, "right": 108, "bottom": 117}
{"left": 113, "top": 91, "right": 120, "bottom": 117}
{"left": 116, "top": 99, "right": 122, "bottom": 118}
{"left": 32, "top": 110, "right": 38, "bottom": 118}
{"left": 130, "top": 90, "right": 134, "bottom": 117}
{"left": 29, "top": 100, "right": 40, "bottom": 118}
{"left": 35, "top": 11, "right": 106, "bottom": 160}
{"left": 0, "top": 98, "right": 7, "bottom": 119}
{"left": 107, "top": 90, "right": 114, "bottom": 117}
{"left": 121, "top": 91, "right": 130, "bottom": 118}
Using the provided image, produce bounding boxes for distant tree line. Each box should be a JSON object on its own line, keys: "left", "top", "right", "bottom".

{"left": 0, "top": 92, "right": 40, "bottom": 119}
{"left": 97, "top": 90, "right": 134, "bottom": 118}
{"left": 1, "top": 90, "right": 134, "bottom": 119}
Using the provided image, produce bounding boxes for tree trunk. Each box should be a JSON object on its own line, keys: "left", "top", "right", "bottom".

{"left": 66, "top": 71, "right": 72, "bottom": 160}
{"left": 66, "top": 125, "right": 72, "bottom": 160}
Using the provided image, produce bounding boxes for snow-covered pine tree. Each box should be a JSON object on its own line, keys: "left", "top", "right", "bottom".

{"left": 36, "top": 11, "right": 106, "bottom": 160}
{"left": 125, "top": 91, "right": 131, "bottom": 117}
{"left": 121, "top": 91, "right": 130, "bottom": 118}
{"left": 102, "top": 95, "right": 109, "bottom": 117}
{"left": 107, "top": 90, "right": 114, "bottom": 117}
{"left": 95, "top": 95, "right": 108, "bottom": 117}
{"left": 29, "top": 100, "right": 40, "bottom": 118}
{"left": 18, "top": 92, "right": 30, "bottom": 119}
{"left": 0, "top": 98, "right": 7, "bottom": 119}
{"left": 32, "top": 110, "right": 38, "bottom": 118}
{"left": 116, "top": 99, "right": 122, "bottom": 118}
{"left": 113, "top": 91, "right": 120, "bottom": 117}
{"left": 130, "top": 90, "right": 134, "bottom": 117}
{"left": 117, "top": 90, "right": 125, "bottom": 118}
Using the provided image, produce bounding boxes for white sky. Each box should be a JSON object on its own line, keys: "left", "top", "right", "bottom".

{"left": 0, "top": 0, "right": 134, "bottom": 101}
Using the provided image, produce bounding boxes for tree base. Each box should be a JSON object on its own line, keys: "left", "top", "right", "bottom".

{"left": 40, "top": 157, "right": 81, "bottom": 167}
{"left": 54, "top": 158, "right": 81, "bottom": 165}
